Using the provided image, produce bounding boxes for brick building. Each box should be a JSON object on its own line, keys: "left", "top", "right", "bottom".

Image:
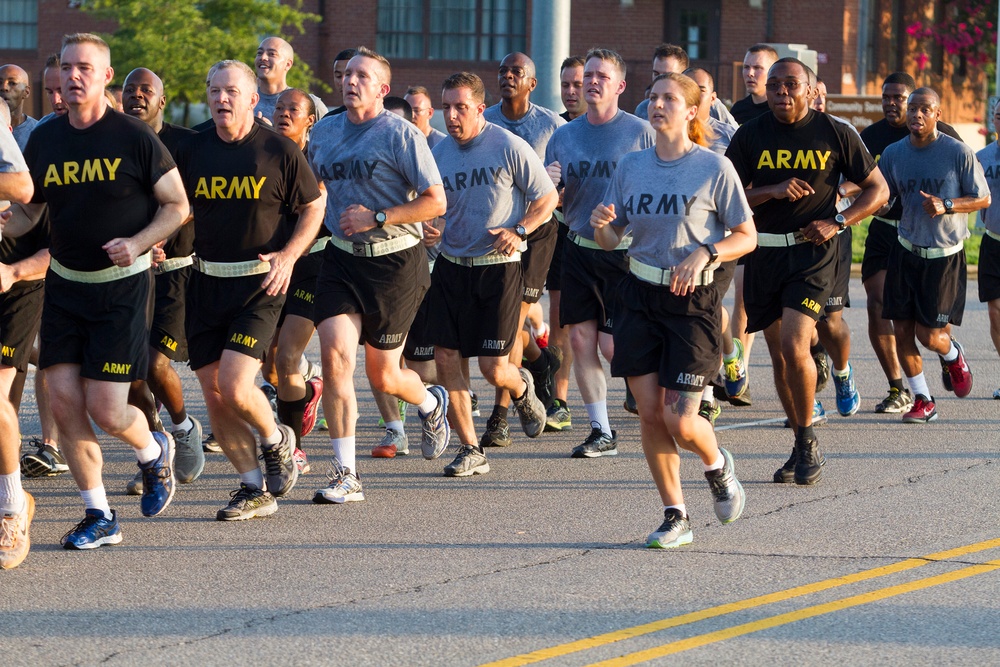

{"left": 0, "top": 0, "right": 985, "bottom": 124}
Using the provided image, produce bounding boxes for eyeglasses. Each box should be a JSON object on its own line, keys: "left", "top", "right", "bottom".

{"left": 765, "top": 80, "right": 805, "bottom": 92}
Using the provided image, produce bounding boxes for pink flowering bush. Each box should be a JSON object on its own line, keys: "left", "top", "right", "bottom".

{"left": 906, "top": 1, "right": 996, "bottom": 69}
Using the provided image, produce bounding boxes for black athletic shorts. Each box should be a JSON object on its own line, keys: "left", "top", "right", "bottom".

{"left": 150, "top": 266, "right": 190, "bottom": 362}
{"left": 521, "top": 218, "right": 557, "bottom": 304}
{"left": 40, "top": 269, "right": 152, "bottom": 382}
{"left": 743, "top": 240, "right": 838, "bottom": 333}
{"left": 978, "top": 233, "right": 1000, "bottom": 303}
{"left": 403, "top": 285, "right": 435, "bottom": 363}
{"left": 714, "top": 259, "right": 737, "bottom": 299}
{"left": 611, "top": 273, "right": 722, "bottom": 391}
{"left": 426, "top": 256, "right": 523, "bottom": 358}
{"left": 186, "top": 272, "right": 284, "bottom": 370}
{"left": 861, "top": 217, "right": 898, "bottom": 283}
{"left": 314, "top": 241, "right": 430, "bottom": 350}
{"left": 823, "top": 228, "right": 852, "bottom": 315}
{"left": 278, "top": 250, "right": 323, "bottom": 327}
{"left": 545, "top": 222, "right": 569, "bottom": 292}
{"left": 882, "top": 239, "right": 966, "bottom": 328}
{"left": 0, "top": 281, "right": 43, "bottom": 372}
{"left": 559, "top": 237, "right": 629, "bottom": 333}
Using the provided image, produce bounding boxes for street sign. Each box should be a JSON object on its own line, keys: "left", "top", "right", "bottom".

{"left": 825, "top": 95, "right": 883, "bottom": 132}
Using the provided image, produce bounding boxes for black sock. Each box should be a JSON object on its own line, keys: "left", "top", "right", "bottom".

{"left": 524, "top": 353, "right": 548, "bottom": 373}
{"left": 889, "top": 378, "right": 905, "bottom": 392}
{"left": 797, "top": 425, "right": 815, "bottom": 442}
{"left": 810, "top": 343, "right": 826, "bottom": 356}
{"left": 277, "top": 397, "right": 306, "bottom": 449}
{"left": 490, "top": 404, "right": 509, "bottom": 420}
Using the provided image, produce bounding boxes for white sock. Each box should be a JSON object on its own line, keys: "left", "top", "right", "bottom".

{"left": 172, "top": 415, "right": 194, "bottom": 433}
{"left": 907, "top": 373, "right": 930, "bottom": 399}
{"left": 417, "top": 388, "right": 439, "bottom": 416}
{"left": 0, "top": 470, "right": 26, "bottom": 514}
{"left": 260, "top": 428, "right": 281, "bottom": 446}
{"left": 701, "top": 385, "right": 714, "bottom": 402}
{"left": 941, "top": 340, "right": 958, "bottom": 362}
{"left": 723, "top": 342, "right": 739, "bottom": 362}
{"left": 240, "top": 468, "right": 265, "bottom": 489}
{"left": 584, "top": 402, "right": 612, "bottom": 435}
{"left": 298, "top": 354, "right": 310, "bottom": 376}
{"left": 664, "top": 503, "right": 687, "bottom": 516}
{"left": 332, "top": 436, "right": 357, "bottom": 474}
{"left": 833, "top": 365, "right": 850, "bottom": 378}
{"left": 703, "top": 452, "right": 725, "bottom": 472}
{"left": 80, "top": 486, "right": 112, "bottom": 519}
{"left": 135, "top": 435, "right": 161, "bottom": 464}
{"left": 384, "top": 420, "right": 403, "bottom": 433}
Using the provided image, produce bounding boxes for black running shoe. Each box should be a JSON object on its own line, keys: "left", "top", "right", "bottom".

{"left": 794, "top": 437, "right": 825, "bottom": 485}
{"left": 480, "top": 414, "right": 512, "bottom": 448}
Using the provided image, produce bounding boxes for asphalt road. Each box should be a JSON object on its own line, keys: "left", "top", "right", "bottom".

{"left": 4, "top": 278, "right": 1000, "bottom": 666}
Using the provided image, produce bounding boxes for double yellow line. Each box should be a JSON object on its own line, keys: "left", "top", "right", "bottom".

{"left": 481, "top": 537, "right": 1000, "bottom": 667}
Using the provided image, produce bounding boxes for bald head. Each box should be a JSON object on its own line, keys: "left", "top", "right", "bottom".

{"left": 500, "top": 52, "right": 535, "bottom": 79}
{"left": 910, "top": 87, "right": 940, "bottom": 106}
{"left": 255, "top": 36, "right": 294, "bottom": 88}
{"left": 0, "top": 64, "right": 30, "bottom": 120}
{"left": 123, "top": 67, "right": 165, "bottom": 129}
{"left": 498, "top": 52, "right": 537, "bottom": 106}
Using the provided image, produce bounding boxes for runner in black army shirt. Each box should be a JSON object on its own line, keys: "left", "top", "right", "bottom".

{"left": 174, "top": 60, "right": 325, "bottom": 521}
{"left": 725, "top": 57, "right": 888, "bottom": 486}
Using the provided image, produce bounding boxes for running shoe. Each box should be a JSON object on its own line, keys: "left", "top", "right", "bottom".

{"left": 470, "top": 392, "right": 480, "bottom": 417}
{"left": 419, "top": 385, "right": 451, "bottom": 460}
{"left": 545, "top": 399, "right": 572, "bottom": 432}
{"left": 773, "top": 447, "right": 797, "bottom": 484}
{"left": 372, "top": 428, "right": 408, "bottom": 458}
{"left": 216, "top": 484, "right": 277, "bottom": 521}
{"left": 19, "top": 438, "right": 69, "bottom": 478}
{"left": 0, "top": 492, "right": 34, "bottom": 569}
{"left": 944, "top": 339, "right": 973, "bottom": 398}
{"left": 261, "top": 383, "right": 278, "bottom": 420}
{"left": 301, "top": 376, "right": 324, "bottom": 436}
{"left": 705, "top": 448, "right": 745, "bottom": 523}
{"left": 698, "top": 399, "right": 722, "bottom": 426}
{"left": 533, "top": 321, "right": 550, "bottom": 349}
{"left": 728, "top": 386, "right": 752, "bottom": 407}
{"left": 624, "top": 382, "right": 639, "bottom": 415}
{"left": 571, "top": 423, "right": 618, "bottom": 458}
{"left": 481, "top": 414, "right": 512, "bottom": 447}
{"left": 994, "top": 388, "right": 1000, "bottom": 400}
{"left": 874, "top": 387, "right": 913, "bottom": 414}
{"left": 259, "top": 424, "right": 298, "bottom": 497}
{"left": 783, "top": 400, "right": 828, "bottom": 428}
{"left": 293, "top": 448, "right": 311, "bottom": 474}
{"left": 139, "top": 431, "right": 175, "bottom": 517}
{"left": 313, "top": 460, "right": 364, "bottom": 503}
{"left": 172, "top": 416, "right": 204, "bottom": 484}
{"left": 512, "top": 368, "right": 546, "bottom": 438}
{"left": 813, "top": 348, "right": 830, "bottom": 392}
{"left": 443, "top": 444, "right": 490, "bottom": 477}
{"left": 302, "top": 357, "right": 321, "bottom": 382}
{"left": 645, "top": 508, "right": 692, "bottom": 549}
{"left": 126, "top": 469, "right": 143, "bottom": 495}
{"left": 61, "top": 509, "right": 122, "bottom": 549}
{"left": 940, "top": 353, "right": 953, "bottom": 392}
{"left": 529, "top": 345, "right": 561, "bottom": 409}
{"left": 722, "top": 339, "right": 748, "bottom": 399}
{"left": 833, "top": 364, "right": 860, "bottom": 416}
{"left": 317, "top": 418, "right": 329, "bottom": 431}
{"left": 202, "top": 431, "right": 222, "bottom": 453}
{"left": 794, "top": 437, "right": 825, "bottom": 485}
{"left": 902, "top": 394, "right": 938, "bottom": 423}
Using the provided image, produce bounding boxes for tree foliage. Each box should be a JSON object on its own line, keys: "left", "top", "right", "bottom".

{"left": 81, "top": 0, "right": 322, "bottom": 105}
{"left": 906, "top": 0, "right": 997, "bottom": 71}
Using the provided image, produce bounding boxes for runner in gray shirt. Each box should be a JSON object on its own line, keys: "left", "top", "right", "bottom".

{"left": 975, "top": 100, "right": 1000, "bottom": 397}
{"left": 306, "top": 47, "right": 449, "bottom": 504}
{"left": 253, "top": 37, "right": 328, "bottom": 122}
{"left": 879, "top": 87, "right": 990, "bottom": 424}
{"left": 0, "top": 64, "right": 36, "bottom": 153}
{"left": 427, "top": 72, "right": 556, "bottom": 477}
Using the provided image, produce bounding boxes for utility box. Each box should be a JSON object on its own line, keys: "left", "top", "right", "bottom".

{"left": 766, "top": 43, "right": 819, "bottom": 76}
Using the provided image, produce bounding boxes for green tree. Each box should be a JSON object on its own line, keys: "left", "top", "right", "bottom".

{"left": 82, "top": 0, "right": 322, "bottom": 109}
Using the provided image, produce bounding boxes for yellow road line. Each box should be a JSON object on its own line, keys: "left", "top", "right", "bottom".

{"left": 587, "top": 558, "right": 1000, "bottom": 666}
{"left": 479, "top": 537, "right": 1000, "bottom": 667}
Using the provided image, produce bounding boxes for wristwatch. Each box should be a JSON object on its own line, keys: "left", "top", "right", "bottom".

{"left": 943, "top": 198, "right": 955, "bottom": 214}
{"left": 374, "top": 210, "right": 387, "bottom": 228}
{"left": 702, "top": 243, "right": 719, "bottom": 263}
{"left": 514, "top": 224, "right": 527, "bottom": 240}
{"left": 834, "top": 213, "right": 848, "bottom": 230}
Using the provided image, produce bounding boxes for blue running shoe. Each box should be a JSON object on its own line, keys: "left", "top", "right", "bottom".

{"left": 812, "top": 400, "right": 828, "bottom": 425}
{"left": 61, "top": 509, "right": 123, "bottom": 550}
{"left": 723, "top": 338, "right": 748, "bottom": 399}
{"left": 833, "top": 364, "right": 860, "bottom": 416}
{"left": 139, "top": 431, "right": 176, "bottom": 517}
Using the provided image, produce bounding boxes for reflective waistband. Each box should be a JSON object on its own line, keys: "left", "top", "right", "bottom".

{"left": 872, "top": 216, "right": 899, "bottom": 228}
{"left": 897, "top": 236, "right": 964, "bottom": 259}
{"left": 629, "top": 258, "right": 715, "bottom": 287}
{"left": 329, "top": 233, "right": 419, "bottom": 258}
{"left": 568, "top": 230, "right": 632, "bottom": 251}
{"left": 155, "top": 255, "right": 194, "bottom": 274}
{"left": 194, "top": 257, "right": 270, "bottom": 278}
{"left": 308, "top": 236, "right": 331, "bottom": 254}
{"left": 757, "top": 231, "right": 808, "bottom": 247}
{"left": 50, "top": 253, "right": 151, "bottom": 283}
{"left": 440, "top": 251, "right": 521, "bottom": 267}
{"left": 986, "top": 230, "right": 1000, "bottom": 243}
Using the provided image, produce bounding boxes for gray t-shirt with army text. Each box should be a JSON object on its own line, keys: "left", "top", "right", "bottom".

{"left": 975, "top": 141, "right": 1000, "bottom": 235}
{"left": 308, "top": 109, "right": 442, "bottom": 243}
{"left": 433, "top": 122, "right": 554, "bottom": 257}
{"left": 545, "top": 109, "right": 655, "bottom": 240}
{"left": 880, "top": 134, "right": 988, "bottom": 248}
{"left": 483, "top": 102, "right": 565, "bottom": 161}
{"left": 603, "top": 144, "right": 753, "bottom": 270}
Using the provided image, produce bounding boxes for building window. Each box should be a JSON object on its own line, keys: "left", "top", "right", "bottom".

{"left": 0, "top": 0, "right": 37, "bottom": 50}
{"left": 377, "top": 0, "right": 526, "bottom": 61}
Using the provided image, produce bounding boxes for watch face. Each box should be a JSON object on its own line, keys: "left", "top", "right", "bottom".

{"left": 944, "top": 199, "right": 954, "bottom": 210}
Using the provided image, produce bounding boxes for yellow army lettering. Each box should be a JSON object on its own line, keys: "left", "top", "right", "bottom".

{"left": 102, "top": 362, "right": 132, "bottom": 374}
{"left": 293, "top": 288, "right": 314, "bottom": 303}
{"left": 800, "top": 297, "right": 822, "bottom": 313}
{"left": 1, "top": 345, "right": 14, "bottom": 358}
{"left": 43, "top": 158, "right": 122, "bottom": 187}
{"left": 756, "top": 150, "right": 831, "bottom": 171}
{"left": 230, "top": 333, "right": 258, "bottom": 347}
{"left": 194, "top": 176, "right": 267, "bottom": 199}
{"left": 159, "top": 335, "right": 178, "bottom": 352}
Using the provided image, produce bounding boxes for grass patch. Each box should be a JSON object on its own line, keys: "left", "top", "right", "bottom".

{"left": 850, "top": 214, "right": 984, "bottom": 264}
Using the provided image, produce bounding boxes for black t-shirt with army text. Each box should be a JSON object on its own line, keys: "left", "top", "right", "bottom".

{"left": 730, "top": 95, "right": 770, "bottom": 125}
{"left": 157, "top": 122, "right": 197, "bottom": 258}
{"left": 173, "top": 123, "right": 321, "bottom": 263}
{"left": 725, "top": 109, "right": 877, "bottom": 235}
{"left": 23, "top": 110, "right": 176, "bottom": 271}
